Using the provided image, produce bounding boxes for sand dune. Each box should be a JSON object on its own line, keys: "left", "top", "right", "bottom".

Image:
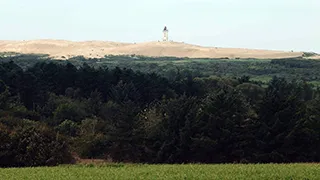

{"left": 308, "top": 55, "right": 320, "bottom": 60}
{"left": 0, "top": 39, "right": 304, "bottom": 59}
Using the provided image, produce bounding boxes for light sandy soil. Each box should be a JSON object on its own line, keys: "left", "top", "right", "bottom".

{"left": 308, "top": 55, "right": 320, "bottom": 60}
{"left": 0, "top": 39, "right": 304, "bottom": 59}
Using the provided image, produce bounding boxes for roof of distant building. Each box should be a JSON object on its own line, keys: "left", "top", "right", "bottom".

{"left": 163, "top": 26, "right": 168, "bottom": 31}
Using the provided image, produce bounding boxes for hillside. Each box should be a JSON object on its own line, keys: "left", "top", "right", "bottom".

{"left": 308, "top": 55, "right": 320, "bottom": 60}
{"left": 0, "top": 39, "right": 304, "bottom": 59}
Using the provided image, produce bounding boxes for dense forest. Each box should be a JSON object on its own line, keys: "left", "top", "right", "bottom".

{"left": 0, "top": 54, "right": 319, "bottom": 167}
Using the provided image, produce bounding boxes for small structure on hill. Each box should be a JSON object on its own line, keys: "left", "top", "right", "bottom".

{"left": 163, "top": 26, "right": 169, "bottom": 41}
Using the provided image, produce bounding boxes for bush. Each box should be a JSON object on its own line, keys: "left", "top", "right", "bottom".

{"left": 0, "top": 123, "right": 14, "bottom": 167}
{"left": 55, "top": 120, "right": 79, "bottom": 137}
{"left": 1, "top": 126, "right": 74, "bottom": 167}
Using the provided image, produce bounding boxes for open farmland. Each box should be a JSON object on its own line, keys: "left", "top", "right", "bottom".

{"left": 1, "top": 163, "right": 319, "bottom": 180}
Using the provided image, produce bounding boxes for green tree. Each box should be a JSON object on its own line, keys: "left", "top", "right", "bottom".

{"left": 53, "top": 102, "right": 88, "bottom": 125}
{"left": 138, "top": 95, "right": 200, "bottom": 163}
{"left": 255, "top": 77, "right": 314, "bottom": 162}
{"left": 103, "top": 101, "right": 142, "bottom": 162}
{"left": 55, "top": 120, "right": 79, "bottom": 137}
{"left": 8, "top": 126, "right": 73, "bottom": 167}
{"left": 192, "top": 87, "right": 252, "bottom": 163}
{"left": 0, "top": 80, "right": 10, "bottom": 109}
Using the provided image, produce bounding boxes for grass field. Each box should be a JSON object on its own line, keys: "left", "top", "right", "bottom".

{"left": 1, "top": 163, "right": 319, "bottom": 180}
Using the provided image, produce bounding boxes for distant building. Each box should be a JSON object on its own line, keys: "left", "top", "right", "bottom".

{"left": 163, "top": 26, "right": 168, "bottom": 41}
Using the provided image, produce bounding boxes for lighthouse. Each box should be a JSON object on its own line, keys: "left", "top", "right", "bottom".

{"left": 163, "top": 26, "right": 168, "bottom": 41}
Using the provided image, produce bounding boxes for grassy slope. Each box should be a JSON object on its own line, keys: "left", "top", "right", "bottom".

{"left": 1, "top": 163, "right": 319, "bottom": 180}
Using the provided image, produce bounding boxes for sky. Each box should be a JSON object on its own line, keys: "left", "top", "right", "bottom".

{"left": 0, "top": 0, "right": 319, "bottom": 52}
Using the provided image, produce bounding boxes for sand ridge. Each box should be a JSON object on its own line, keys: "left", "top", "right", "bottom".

{"left": 0, "top": 39, "right": 304, "bottom": 59}
{"left": 308, "top": 55, "right": 320, "bottom": 60}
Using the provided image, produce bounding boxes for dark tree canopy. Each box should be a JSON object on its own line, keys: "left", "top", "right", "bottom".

{"left": 0, "top": 55, "right": 319, "bottom": 167}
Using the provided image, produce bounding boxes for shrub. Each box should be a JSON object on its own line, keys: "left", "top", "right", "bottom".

{"left": 1, "top": 126, "right": 74, "bottom": 167}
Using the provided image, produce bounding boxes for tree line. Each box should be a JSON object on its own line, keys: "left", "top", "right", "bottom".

{"left": 0, "top": 60, "right": 319, "bottom": 167}
{"left": 3, "top": 54, "right": 320, "bottom": 85}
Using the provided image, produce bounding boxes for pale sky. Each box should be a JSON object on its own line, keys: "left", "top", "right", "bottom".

{"left": 0, "top": 0, "right": 319, "bottom": 52}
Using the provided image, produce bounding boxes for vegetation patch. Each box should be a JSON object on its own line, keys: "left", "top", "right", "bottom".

{"left": 0, "top": 164, "right": 319, "bottom": 180}
{"left": 0, "top": 54, "right": 319, "bottom": 168}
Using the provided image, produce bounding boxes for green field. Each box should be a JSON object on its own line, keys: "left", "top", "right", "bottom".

{"left": 1, "top": 163, "right": 319, "bottom": 180}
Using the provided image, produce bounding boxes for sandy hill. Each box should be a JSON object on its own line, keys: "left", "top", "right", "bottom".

{"left": 0, "top": 39, "right": 305, "bottom": 59}
{"left": 308, "top": 55, "right": 320, "bottom": 60}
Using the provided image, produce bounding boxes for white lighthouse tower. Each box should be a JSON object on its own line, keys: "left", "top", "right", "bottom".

{"left": 163, "top": 26, "right": 168, "bottom": 41}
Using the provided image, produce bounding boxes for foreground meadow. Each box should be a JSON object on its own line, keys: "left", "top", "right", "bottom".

{"left": 1, "top": 163, "right": 319, "bottom": 180}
